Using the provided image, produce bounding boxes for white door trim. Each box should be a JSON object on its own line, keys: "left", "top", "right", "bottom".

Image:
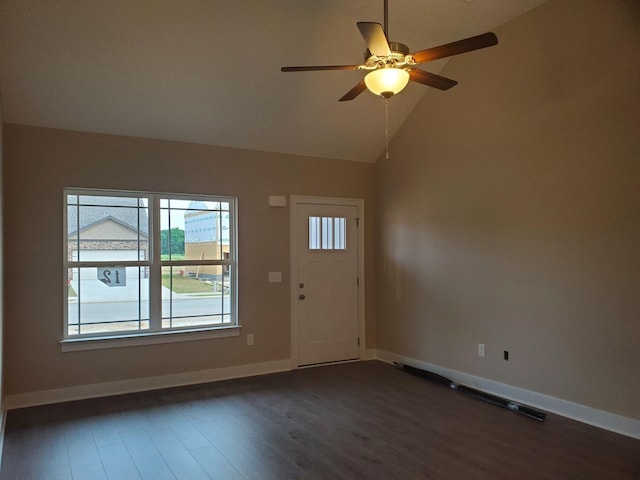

{"left": 290, "top": 195, "right": 365, "bottom": 368}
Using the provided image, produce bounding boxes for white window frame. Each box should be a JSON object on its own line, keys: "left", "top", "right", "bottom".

{"left": 62, "top": 188, "right": 239, "bottom": 352}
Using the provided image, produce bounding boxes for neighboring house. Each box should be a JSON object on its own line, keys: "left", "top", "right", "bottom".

{"left": 67, "top": 196, "right": 149, "bottom": 278}
{"left": 183, "top": 201, "right": 230, "bottom": 282}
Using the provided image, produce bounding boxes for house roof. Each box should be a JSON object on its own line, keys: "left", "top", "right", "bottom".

{"left": 67, "top": 196, "right": 149, "bottom": 236}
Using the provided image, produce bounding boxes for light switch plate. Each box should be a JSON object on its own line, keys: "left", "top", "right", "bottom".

{"left": 268, "top": 271, "right": 282, "bottom": 283}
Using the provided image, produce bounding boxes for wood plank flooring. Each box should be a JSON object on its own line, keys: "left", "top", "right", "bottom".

{"left": 1, "top": 360, "right": 639, "bottom": 479}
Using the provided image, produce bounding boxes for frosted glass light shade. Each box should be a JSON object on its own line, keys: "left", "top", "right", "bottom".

{"left": 364, "top": 68, "right": 410, "bottom": 97}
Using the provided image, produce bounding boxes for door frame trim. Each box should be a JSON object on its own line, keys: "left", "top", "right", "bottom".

{"left": 290, "top": 195, "right": 365, "bottom": 368}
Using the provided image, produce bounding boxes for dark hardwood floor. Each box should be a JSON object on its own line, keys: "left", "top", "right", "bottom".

{"left": 1, "top": 360, "right": 638, "bottom": 479}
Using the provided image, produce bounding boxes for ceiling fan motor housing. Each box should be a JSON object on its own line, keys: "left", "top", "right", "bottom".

{"left": 364, "top": 41, "right": 411, "bottom": 65}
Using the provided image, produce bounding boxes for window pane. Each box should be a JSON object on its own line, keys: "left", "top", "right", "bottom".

{"left": 334, "top": 217, "right": 346, "bottom": 250}
{"left": 76, "top": 195, "right": 145, "bottom": 208}
{"left": 68, "top": 266, "right": 149, "bottom": 336}
{"left": 68, "top": 195, "right": 149, "bottom": 262}
{"left": 162, "top": 199, "right": 229, "bottom": 261}
{"left": 219, "top": 211, "right": 231, "bottom": 259}
{"left": 321, "top": 217, "right": 333, "bottom": 249}
{"left": 162, "top": 265, "right": 232, "bottom": 328}
{"left": 160, "top": 208, "right": 185, "bottom": 260}
{"left": 309, "top": 216, "right": 320, "bottom": 249}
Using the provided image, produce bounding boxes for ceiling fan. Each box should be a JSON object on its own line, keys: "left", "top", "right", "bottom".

{"left": 281, "top": 0, "right": 498, "bottom": 101}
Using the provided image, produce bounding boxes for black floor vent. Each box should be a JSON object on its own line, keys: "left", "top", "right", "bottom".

{"left": 397, "top": 363, "right": 546, "bottom": 422}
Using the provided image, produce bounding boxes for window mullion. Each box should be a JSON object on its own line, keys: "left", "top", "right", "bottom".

{"left": 149, "top": 195, "right": 163, "bottom": 331}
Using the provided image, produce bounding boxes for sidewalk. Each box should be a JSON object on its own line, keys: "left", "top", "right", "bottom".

{"left": 69, "top": 278, "right": 179, "bottom": 303}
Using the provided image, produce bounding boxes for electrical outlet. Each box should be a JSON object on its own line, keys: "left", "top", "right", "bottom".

{"left": 478, "top": 343, "right": 485, "bottom": 357}
{"left": 247, "top": 334, "right": 254, "bottom": 346}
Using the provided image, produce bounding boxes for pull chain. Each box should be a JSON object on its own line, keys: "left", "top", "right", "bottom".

{"left": 385, "top": 97, "right": 390, "bottom": 160}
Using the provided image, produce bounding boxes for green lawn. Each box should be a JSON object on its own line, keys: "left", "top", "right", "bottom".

{"left": 68, "top": 285, "right": 77, "bottom": 297}
{"left": 161, "top": 254, "right": 185, "bottom": 261}
{"left": 162, "top": 273, "right": 214, "bottom": 294}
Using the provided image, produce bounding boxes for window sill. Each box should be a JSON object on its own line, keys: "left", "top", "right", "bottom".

{"left": 60, "top": 326, "right": 241, "bottom": 352}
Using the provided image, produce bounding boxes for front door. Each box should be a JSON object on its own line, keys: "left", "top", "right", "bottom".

{"left": 292, "top": 199, "right": 361, "bottom": 366}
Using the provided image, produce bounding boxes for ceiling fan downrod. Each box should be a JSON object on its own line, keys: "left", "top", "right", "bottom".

{"left": 384, "top": 0, "right": 389, "bottom": 38}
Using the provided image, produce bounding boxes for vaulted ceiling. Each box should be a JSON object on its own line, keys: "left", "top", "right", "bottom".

{"left": 0, "top": 0, "right": 548, "bottom": 162}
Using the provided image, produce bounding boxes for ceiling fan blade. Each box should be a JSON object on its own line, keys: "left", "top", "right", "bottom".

{"left": 357, "top": 22, "right": 391, "bottom": 57}
{"left": 411, "top": 32, "right": 498, "bottom": 64}
{"left": 409, "top": 69, "right": 458, "bottom": 90}
{"left": 339, "top": 80, "right": 368, "bottom": 102}
{"left": 281, "top": 65, "right": 361, "bottom": 72}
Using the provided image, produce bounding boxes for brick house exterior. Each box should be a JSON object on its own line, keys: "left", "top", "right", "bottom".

{"left": 67, "top": 196, "right": 149, "bottom": 277}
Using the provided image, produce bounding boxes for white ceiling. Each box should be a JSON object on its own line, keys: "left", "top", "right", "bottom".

{"left": 0, "top": 0, "right": 548, "bottom": 163}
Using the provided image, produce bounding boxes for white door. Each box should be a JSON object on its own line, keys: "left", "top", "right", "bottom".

{"left": 293, "top": 200, "right": 361, "bottom": 366}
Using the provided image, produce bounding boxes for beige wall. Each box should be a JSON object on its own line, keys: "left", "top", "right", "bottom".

{"left": 375, "top": 0, "right": 640, "bottom": 419}
{"left": 2, "top": 124, "right": 375, "bottom": 395}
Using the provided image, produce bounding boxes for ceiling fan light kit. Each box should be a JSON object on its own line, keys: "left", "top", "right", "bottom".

{"left": 364, "top": 67, "right": 410, "bottom": 98}
{"left": 281, "top": 0, "right": 498, "bottom": 102}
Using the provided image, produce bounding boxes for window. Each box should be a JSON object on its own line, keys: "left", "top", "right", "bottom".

{"left": 64, "top": 189, "right": 237, "bottom": 345}
{"left": 308, "top": 216, "right": 346, "bottom": 250}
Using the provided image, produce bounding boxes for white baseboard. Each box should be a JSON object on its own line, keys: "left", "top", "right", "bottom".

{"left": 375, "top": 349, "right": 640, "bottom": 440}
{"left": 4, "top": 358, "right": 292, "bottom": 410}
{"left": 6, "top": 352, "right": 638, "bottom": 440}
{"left": 365, "top": 348, "right": 377, "bottom": 360}
{"left": 3, "top": 350, "right": 378, "bottom": 410}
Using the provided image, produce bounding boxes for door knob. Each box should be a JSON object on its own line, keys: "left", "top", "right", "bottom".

{"left": 299, "top": 294, "right": 306, "bottom": 300}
